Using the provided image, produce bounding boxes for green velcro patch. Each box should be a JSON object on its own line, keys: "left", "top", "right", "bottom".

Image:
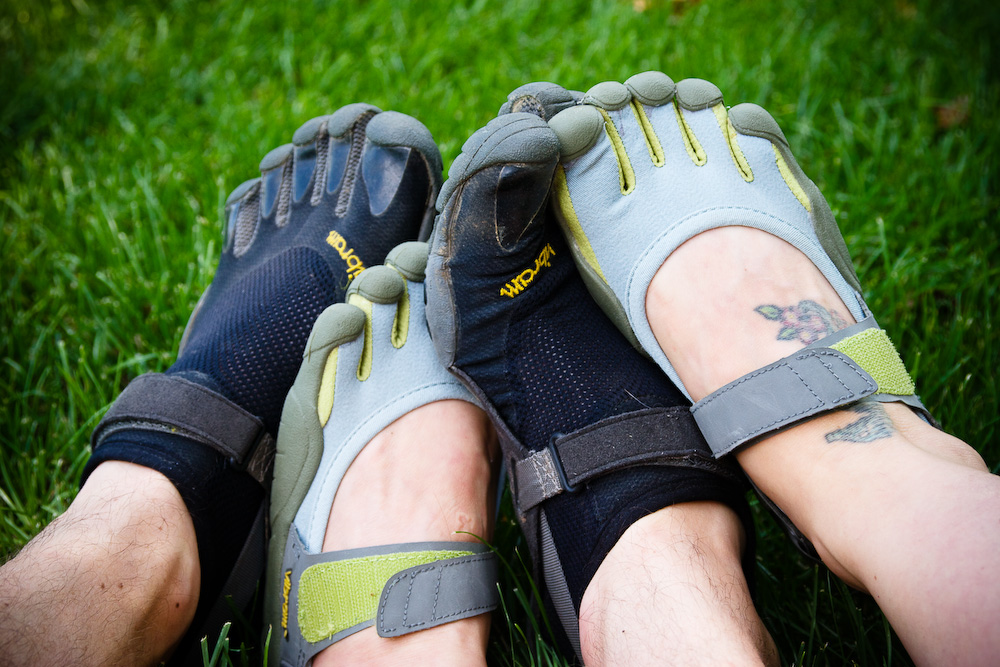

{"left": 829, "top": 328, "right": 916, "bottom": 396}
{"left": 297, "top": 549, "right": 472, "bottom": 643}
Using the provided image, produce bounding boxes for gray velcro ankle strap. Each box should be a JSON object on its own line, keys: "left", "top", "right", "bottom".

{"left": 512, "top": 406, "right": 724, "bottom": 513}
{"left": 377, "top": 549, "right": 498, "bottom": 637}
{"left": 693, "top": 318, "right": 911, "bottom": 457}
{"left": 91, "top": 373, "right": 272, "bottom": 480}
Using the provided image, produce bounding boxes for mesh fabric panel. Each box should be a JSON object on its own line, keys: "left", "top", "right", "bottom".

{"left": 169, "top": 246, "right": 339, "bottom": 434}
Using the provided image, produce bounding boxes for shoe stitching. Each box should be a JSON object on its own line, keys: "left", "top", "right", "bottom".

{"left": 335, "top": 111, "right": 377, "bottom": 217}
{"left": 310, "top": 126, "right": 331, "bottom": 207}
{"left": 378, "top": 555, "right": 496, "bottom": 633}
{"left": 275, "top": 158, "right": 294, "bottom": 228}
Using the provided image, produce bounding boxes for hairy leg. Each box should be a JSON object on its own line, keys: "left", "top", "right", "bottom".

{"left": 648, "top": 225, "right": 1000, "bottom": 664}
{"left": 580, "top": 501, "right": 777, "bottom": 667}
{"left": 0, "top": 462, "right": 199, "bottom": 666}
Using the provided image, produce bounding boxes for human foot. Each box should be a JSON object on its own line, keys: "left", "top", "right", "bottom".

{"left": 266, "top": 243, "right": 497, "bottom": 667}
{"left": 85, "top": 104, "right": 441, "bottom": 659}
{"left": 426, "top": 88, "right": 751, "bottom": 659}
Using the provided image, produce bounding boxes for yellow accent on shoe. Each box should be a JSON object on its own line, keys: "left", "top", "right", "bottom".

{"left": 297, "top": 549, "right": 474, "bottom": 644}
{"left": 630, "top": 100, "right": 664, "bottom": 167}
{"left": 499, "top": 243, "right": 556, "bottom": 298}
{"left": 281, "top": 569, "right": 292, "bottom": 639}
{"left": 326, "top": 230, "right": 366, "bottom": 280}
{"left": 553, "top": 166, "right": 608, "bottom": 282}
{"left": 830, "top": 328, "right": 916, "bottom": 396}
{"left": 391, "top": 286, "right": 409, "bottom": 349}
{"left": 674, "top": 101, "right": 707, "bottom": 166}
{"left": 347, "top": 294, "right": 374, "bottom": 381}
{"left": 598, "top": 108, "right": 635, "bottom": 194}
{"left": 774, "top": 145, "right": 811, "bottom": 212}
{"left": 713, "top": 104, "right": 753, "bottom": 182}
{"left": 317, "top": 349, "right": 338, "bottom": 427}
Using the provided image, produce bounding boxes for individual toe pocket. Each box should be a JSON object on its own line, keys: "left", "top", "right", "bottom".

{"left": 224, "top": 178, "right": 261, "bottom": 256}
{"left": 324, "top": 104, "right": 381, "bottom": 216}
{"left": 499, "top": 81, "right": 579, "bottom": 120}
{"left": 345, "top": 265, "right": 406, "bottom": 380}
{"left": 291, "top": 115, "right": 330, "bottom": 204}
{"left": 259, "top": 143, "right": 294, "bottom": 227}
{"left": 362, "top": 112, "right": 441, "bottom": 218}
{"left": 305, "top": 303, "right": 367, "bottom": 427}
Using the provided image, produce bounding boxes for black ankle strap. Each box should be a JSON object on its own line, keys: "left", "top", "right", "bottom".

{"left": 511, "top": 406, "right": 734, "bottom": 513}
{"left": 91, "top": 373, "right": 274, "bottom": 483}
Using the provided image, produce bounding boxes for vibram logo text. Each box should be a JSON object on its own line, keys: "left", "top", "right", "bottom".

{"left": 282, "top": 569, "right": 292, "bottom": 638}
{"left": 500, "top": 243, "right": 555, "bottom": 298}
{"left": 326, "top": 230, "right": 366, "bottom": 280}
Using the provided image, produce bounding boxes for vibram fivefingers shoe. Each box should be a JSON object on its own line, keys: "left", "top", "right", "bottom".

{"left": 425, "top": 85, "right": 753, "bottom": 659}
{"left": 84, "top": 103, "right": 443, "bottom": 662}
{"left": 265, "top": 242, "right": 497, "bottom": 666}
{"left": 545, "top": 71, "right": 934, "bottom": 556}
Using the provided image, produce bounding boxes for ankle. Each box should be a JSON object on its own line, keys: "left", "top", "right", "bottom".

{"left": 646, "top": 226, "right": 856, "bottom": 400}
{"left": 5, "top": 462, "right": 202, "bottom": 663}
{"left": 580, "top": 502, "right": 775, "bottom": 666}
{"left": 313, "top": 618, "right": 489, "bottom": 667}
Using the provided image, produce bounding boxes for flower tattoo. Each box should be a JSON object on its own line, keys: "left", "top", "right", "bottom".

{"left": 754, "top": 299, "right": 848, "bottom": 345}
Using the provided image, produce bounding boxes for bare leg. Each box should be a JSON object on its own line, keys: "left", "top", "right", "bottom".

{"left": 648, "top": 226, "right": 1000, "bottom": 665}
{"left": 0, "top": 462, "right": 199, "bottom": 666}
{"left": 313, "top": 400, "right": 497, "bottom": 666}
{"left": 0, "top": 404, "right": 496, "bottom": 667}
{"left": 580, "top": 502, "right": 778, "bottom": 667}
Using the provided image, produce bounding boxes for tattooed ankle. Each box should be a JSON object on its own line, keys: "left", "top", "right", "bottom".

{"left": 825, "top": 401, "right": 894, "bottom": 443}
{"left": 754, "top": 299, "right": 848, "bottom": 345}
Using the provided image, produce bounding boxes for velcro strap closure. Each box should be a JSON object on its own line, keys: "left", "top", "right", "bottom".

{"left": 289, "top": 541, "right": 497, "bottom": 647}
{"left": 512, "top": 406, "right": 714, "bottom": 513}
{"left": 828, "top": 327, "right": 915, "bottom": 396}
{"left": 377, "top": 550, "right": 499, "bottom": 637}
{"left": 91, "top": 373, "right": 268, "bottom": 466}
{"left": 693, "top": 317, "right": 921, "bottom": 457}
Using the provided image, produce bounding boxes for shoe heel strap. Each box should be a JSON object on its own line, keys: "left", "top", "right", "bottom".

{"left": 693, "top": 317, "right": 927, "bottom": 457}
{"left": 91, "top": 373, "right": 273, "bottom": 482}
{"left": 511, "top": 406, "right": 737, "bottom": 513}
{"left": 279, "top": 533, "right": 497, "bottom": 665}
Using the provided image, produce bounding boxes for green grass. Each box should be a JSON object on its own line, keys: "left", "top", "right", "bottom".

{"left": 2, "top": 0, "right": 998, "bottom": 664}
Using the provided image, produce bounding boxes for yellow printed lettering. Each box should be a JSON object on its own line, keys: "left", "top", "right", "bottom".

{"left": 282, "top": 569, "right": 292, "bottom": 638}
{"left": 499, "top": 243, "right": 556, "bottom": 298}
{"left": 326, "top": 230, "right": 366, "bottom": 279}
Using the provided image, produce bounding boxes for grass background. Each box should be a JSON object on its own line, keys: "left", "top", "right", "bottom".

{"left": 2, "top": 0, "right": 998, "bottom": 664}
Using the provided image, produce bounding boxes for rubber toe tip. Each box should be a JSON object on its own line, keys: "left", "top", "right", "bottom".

{"left": 548, "top": 104, "right": 605, "bottom": 160}
{"left": 225, "top": 178, "right": 260, "bottom": 206}
{"left": 306, "top": 302, "right": 366, "bottom": 354}
{"left": 499, "top": 81, "right": 577, "bottom": 120}
{"left": 582, "top": 81, "right": 631, "bottom": 110}
{"left": 625, "top": 71, "right": 676, "bottom": 106}
{"left": 366, "top": 112, "right": 442, "bottom": 175}
{"left": 259, "top": 143, "right": 294, "bottom": 172}
{"left": 327, "top": 103, "right": 382, "bottom": 138}
{"left": 438, "top": 113, "right": 558, "bottom": 211}
{"left": 386, "top": 241, "right": 429, "bottom": 282}
{"left": 347, "top": 265, "right": 406, "bottom": 304}
{"left": 293, "top": 115, "right": 331, "bottom": 146}
{"left": 729, "top": 103, "right": 789, "bottom": 147}
{"left": 675, "top": 78, "right": 724, "bottom": 111}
